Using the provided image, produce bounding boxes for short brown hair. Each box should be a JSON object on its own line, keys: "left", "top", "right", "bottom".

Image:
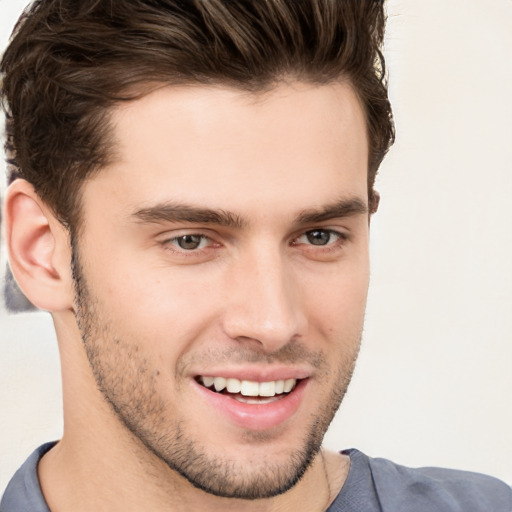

{"left": 1, "top": 0, "right": 394, "bottom": 231}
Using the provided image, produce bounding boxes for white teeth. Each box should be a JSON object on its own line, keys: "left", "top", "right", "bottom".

{"left": 200, "top": 376, "right": 297, "bottom": 397}
{"left": 202, "top": 376, "right": 214, "bottom": 387}
{"left": 213, "top": 377, "right": 226, "bottom": 392}
{"left": 275, "top": 380, "right": 285, "bottom": 394}
{"left": 226, "top": 378, "right": 241, "bottom": 393}
{"left": 259, "top": 381, "right": 276, "bottom": 397}
{"left": 284, "top": 379, "right": 295, "bottom": 393}
{"left": 240, "top": 380, "right": 259, "bottom": 397}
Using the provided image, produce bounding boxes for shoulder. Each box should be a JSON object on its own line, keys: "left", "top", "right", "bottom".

{"left": 329, "top": 449, "right": 512, "bottom": 512}
{"left": 346, "top": 449, "right": 512, "bottom": 512}
{"left": 1, "top": 442, "right": 55, "bottom": 512}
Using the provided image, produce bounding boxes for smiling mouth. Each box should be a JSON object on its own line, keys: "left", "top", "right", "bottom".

{"left": 196, "top": 376, "right": 299, "bottom": 404}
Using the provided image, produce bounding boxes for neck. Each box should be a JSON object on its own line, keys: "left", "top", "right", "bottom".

{"left": 39, "top": 434, "right": 348, "bottom": 512}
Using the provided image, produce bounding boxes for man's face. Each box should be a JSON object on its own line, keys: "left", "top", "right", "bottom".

{"left": 73, "top": 82, "right": 370, "bottom": 498}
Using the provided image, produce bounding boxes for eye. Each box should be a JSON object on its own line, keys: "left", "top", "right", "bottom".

{"left": 296, "top": 229, "right": 345, "bottom": 246}
{"left": 304, "top": 230, "right": 332, "bottom": 246}
{"left": 170, "top": 234, "right": 210, "bottom": 251}
{"left": 157, "top": 231, "right": 221, "bottom": 262}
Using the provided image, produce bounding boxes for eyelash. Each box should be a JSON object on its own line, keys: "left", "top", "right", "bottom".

{"left": 159, "top": 228, "right": 349, "bottom": 258}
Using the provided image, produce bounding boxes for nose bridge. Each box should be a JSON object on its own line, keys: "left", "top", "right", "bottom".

{"left": 222, "top": 241, "right": 305, "bottom": 350}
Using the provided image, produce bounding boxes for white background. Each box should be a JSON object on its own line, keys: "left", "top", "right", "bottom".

{"left": 1, "top": 0, "right": 511, "bottom": 495}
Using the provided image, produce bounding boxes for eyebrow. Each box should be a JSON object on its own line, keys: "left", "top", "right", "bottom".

{"left": 295, "top": 197, "right": 368, "bottom": 224}
{"left": 132, "top": 202, "right": 245, "bottom": 228}
{"left": 131, "top": 196, "right": 368, "bottom": 228}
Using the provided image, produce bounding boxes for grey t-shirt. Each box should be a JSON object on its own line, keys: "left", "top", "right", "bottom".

{"left": 2, "top": 443, "right": 511, "bottom": 511}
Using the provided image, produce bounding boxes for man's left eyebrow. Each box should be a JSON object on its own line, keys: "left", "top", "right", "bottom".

{"left": 295, "top": 197, "right": 368, "bottom": 224}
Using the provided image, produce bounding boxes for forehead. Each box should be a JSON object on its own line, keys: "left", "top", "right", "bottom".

{"left": 84, "top": 81, "right": 369, "bottom": 220}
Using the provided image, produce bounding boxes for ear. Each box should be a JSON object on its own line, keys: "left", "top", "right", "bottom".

{"left": 4, "top": 179, "right": 75, "bottom": 311}
{"left": 369, "top": 190, "right": 380, "bottom": 215}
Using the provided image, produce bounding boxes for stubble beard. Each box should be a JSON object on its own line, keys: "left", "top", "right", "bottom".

{"left": 71, "top": 244, "right": 360, "bottom": 499}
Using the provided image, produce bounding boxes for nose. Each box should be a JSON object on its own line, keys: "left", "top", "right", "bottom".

{"left": 221, "top": 246, "right": 307, "bottom": 352}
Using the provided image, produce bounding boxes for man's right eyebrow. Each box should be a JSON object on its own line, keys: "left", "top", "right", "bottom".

{"left": 131, "top": 202, "right": 245, "bottom": 229}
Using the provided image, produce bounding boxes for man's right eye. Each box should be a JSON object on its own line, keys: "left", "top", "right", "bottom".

{"left": 169, "top": 234, "right": 210, "bottom": 251}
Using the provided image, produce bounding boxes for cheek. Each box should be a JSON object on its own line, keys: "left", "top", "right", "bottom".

{"left": 91, "top": 260, "right": 223, "bottom": 350}
{"left": 304, "top": 265, "right": 369, "bottom": 337}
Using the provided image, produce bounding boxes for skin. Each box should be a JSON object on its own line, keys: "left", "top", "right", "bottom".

{"left": 6, "top": 80, "right": 372, "bottom": 511}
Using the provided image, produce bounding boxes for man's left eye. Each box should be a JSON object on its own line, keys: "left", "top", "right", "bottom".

{"left": 296, "top": 229, "right": 344, "bottom": 246}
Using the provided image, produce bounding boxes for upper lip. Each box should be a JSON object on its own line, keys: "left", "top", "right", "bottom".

{"left": 192, "top": 366, "right": 312, "bottom": 382}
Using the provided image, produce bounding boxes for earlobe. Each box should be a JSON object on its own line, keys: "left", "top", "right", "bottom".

{"left": 4, "top": 179, "right": 74, "bottom": 311}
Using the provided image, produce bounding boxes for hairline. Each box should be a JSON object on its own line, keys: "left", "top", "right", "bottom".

{"left": 65, "top": 74, "right": 374, "bottom": 240}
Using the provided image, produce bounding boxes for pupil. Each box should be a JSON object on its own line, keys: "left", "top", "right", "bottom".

{"left": 307, "top": 230, "right": 330, "bottom": 246}
{"left": 178, "top": 235, "right": 201, "bottom": 250}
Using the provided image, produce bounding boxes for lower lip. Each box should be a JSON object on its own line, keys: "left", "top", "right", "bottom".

{"left": 193, "top": 379, "right": 308, "bottom": 431}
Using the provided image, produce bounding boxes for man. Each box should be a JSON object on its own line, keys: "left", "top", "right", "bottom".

{"left": 0, "top": 1, "right": 510, "bottom": 511}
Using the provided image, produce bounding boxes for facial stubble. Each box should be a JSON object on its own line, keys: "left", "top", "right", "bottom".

{"left": 71, "top": 243, "right": 360, "bottom": 500}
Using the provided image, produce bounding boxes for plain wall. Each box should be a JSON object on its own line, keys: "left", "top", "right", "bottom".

{"left": 1, "top": 0, "right": 511, "bottom": 494}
